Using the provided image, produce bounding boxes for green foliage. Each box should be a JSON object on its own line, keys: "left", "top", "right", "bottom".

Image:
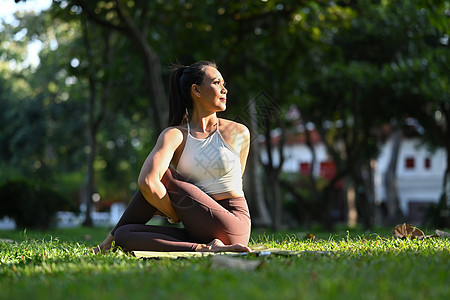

{"left": 0, "top": 180, "right": 76, "bottom": 229}
{"left": 0, "top": 228, "right": 449, "bottom": 300}
{"left": 1, "top": 0, "right": 450, "bottom": 227}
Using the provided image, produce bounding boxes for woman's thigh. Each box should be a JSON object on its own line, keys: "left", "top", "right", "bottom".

{"left": 161, "top": 168, "right": 250, "bottom": 244}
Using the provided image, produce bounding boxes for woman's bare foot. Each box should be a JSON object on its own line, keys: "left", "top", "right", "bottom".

{"left": 195, "top": 239, "right": 252, "bottom": 253}
{"left": 92, "top": 233, "right": 114, "bottom": 254}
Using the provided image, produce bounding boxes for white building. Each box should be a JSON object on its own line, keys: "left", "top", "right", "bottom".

{"left": 260, "top": 129, "right": 446, "bottom": 223}
{"left": 375, "top": 137, "right": 446, "bottom": 222}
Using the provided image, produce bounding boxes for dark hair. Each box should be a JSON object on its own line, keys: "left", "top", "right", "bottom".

{"left": 168, "top": 61, "right": 217, "bottom": 126}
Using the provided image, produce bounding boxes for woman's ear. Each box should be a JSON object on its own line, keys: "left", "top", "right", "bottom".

{"left": 191, "top": 84, "right": 201, "bottom": 98}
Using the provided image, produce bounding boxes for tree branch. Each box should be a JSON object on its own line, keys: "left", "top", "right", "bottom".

{"left": 74, "top": 0, "right": 127, "bottom": 32}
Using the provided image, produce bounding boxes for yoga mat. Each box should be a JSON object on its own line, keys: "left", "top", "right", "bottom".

{"left": 132, "top": 249, "right": 333, "bottom": 259}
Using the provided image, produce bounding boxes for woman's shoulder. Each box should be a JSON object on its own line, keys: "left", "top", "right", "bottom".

{"left": 158, "top": 125, "right": 187, "bottom": 143}
{"left": 218, "top": 118, "right": 249, "bottom": 135}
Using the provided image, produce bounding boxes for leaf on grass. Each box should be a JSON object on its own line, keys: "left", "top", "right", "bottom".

{"left": 392, "top": 223, "right": 424, "bottom": 239}
{"left": 304, "top": 233, "right": 316, "bottom": 240}
{"left": 210, "top": 255, "right": 263, "bottom": 271}
{"left": 250, "top": 244, "right": 268, "bottom": 251}
{"left": 0, "top": 238, "right": 14, "bottom": 244}
{"left": 435, "top": 229, "right": 450, "bottom": 237}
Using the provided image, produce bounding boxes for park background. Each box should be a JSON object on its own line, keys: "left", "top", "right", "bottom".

{"left": 1, "top": 0, "right": 449, "bottom": 232}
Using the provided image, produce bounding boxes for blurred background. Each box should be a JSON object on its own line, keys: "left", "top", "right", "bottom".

{"left": 0, "top": 0, "right": 449, "bottom": 231}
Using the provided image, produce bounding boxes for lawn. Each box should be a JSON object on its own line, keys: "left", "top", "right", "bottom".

{"left": 0, "top": 226, "right": 449, "bottom": 300}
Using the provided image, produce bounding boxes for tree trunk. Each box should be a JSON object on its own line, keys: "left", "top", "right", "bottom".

{"left": 384, "top": 128, "right": 403, "bottom": 225}
{"left": 81, "top": 17, "right": 96, "bottom": 226}
{"left": 443, "top": 149, "right": 450, "bottom": 224}
{"left": 271, "top": 172, "right": 283, "bottom": 230}
{"left": 83, "top": 115, "right": 96, "bottom": 226}
{"left": 83, "top": 58, "right": 97, "bottom": 226}
{"left": 321, "top": 185, "right": 334, "bottom": 231}
{"left": 258, "top": 100, "right": 285, "bottom": 231}
{"left": 115, "top": 0, "right": 167, "bottom": 132}
{"left": 304, "top": 125, "right": 320, "bottom": 226}
{"left": 244, "top": 143, "right": 272, "bottom": 227}
{"left": 439, "top": 104, "right": 450, "bottom": 226}
{"left": 436, "top": 142, "right": 450, "bottom": 227}
{"left": 362, "top": 161, "right": 376, "bottom": 227}
{"left": 352, "top": 161, "right": 374, "bottom": 229}
{"left": 244, "top": 99, "right": 272, "bottom": 226}
{"left": 81, "top": 20, "right": 112, "bottom": 226}
{"left": 346, "top": 184, "right": 357, "bottom": 227}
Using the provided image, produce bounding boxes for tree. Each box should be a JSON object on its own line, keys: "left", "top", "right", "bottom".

{"left": 376, "top": 0, "right": 450, "bottom": 226}
{"left": 0, "top": 14, "right": 53, "bottom": 181}
{"left": 63, "top": 0, "right": 168, "bottom": 133}
{"left": 47, "top": 2, "right": 153, "bottom": 223}
{"left": 6, "top": 0, "right": 448, "bottom": 230}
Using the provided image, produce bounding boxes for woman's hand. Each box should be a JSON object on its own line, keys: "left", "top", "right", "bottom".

{"left": 155, "top": 210, "right": 180, "bottom": 224}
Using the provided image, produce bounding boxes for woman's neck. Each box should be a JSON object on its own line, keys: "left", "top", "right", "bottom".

{"left": 190, "top": 112, "right": 219, "bottom": 133}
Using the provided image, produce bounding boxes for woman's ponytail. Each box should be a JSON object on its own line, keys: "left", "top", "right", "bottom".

{"left": 167, "top": 61, "right": 217, "bottom": 126}
{"left": 168, "top": 66, "right": 189, "bottom": 126}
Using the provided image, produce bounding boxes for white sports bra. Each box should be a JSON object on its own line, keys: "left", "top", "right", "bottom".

{"left": 176, "top": 122, "right": 244, "bottom": 196}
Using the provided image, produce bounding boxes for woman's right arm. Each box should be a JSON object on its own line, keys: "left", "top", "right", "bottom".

{"left": 137, "top": 127, "right": 184, "bottom": 222}
{"left": 93, "top": 128, "right": 182, "bottom": 254}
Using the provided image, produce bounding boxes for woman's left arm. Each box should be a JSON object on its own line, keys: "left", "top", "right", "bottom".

{"left": 239, "top": 124, "right": 251, "bottom": 176}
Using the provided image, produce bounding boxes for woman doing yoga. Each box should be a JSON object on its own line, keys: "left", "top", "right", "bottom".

{"left": 94, "top": 61, "right": 252, "bottom": 253}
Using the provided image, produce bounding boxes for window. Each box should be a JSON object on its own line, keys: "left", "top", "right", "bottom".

{"left": 424, "top": 158, "right": 431, "bottom": 170}
{"left": 405, "top": 157, "right": 415, "bottom": 169}
{"left": 300, "top": 162, "right": 311, "bottom": 175}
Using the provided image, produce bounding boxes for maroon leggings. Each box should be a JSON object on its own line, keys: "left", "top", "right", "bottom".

{"left": 111, "top": 168, "right": 251, "bottom": 251}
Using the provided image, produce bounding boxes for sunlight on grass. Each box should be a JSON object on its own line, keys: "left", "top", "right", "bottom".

{"left": 1, "top": 227, "right": 449, "bottom": 300}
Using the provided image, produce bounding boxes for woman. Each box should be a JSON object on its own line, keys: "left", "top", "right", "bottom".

{"left": 94, "top": 61, "right": 252, "bottom": 253}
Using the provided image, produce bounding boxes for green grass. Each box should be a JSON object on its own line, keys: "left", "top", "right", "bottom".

{"left": 1, "top": 227, "right": 449, "bottom": 300}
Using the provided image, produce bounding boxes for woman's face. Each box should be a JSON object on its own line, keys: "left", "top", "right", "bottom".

{"left": 194, "top": 66, "right": 228, "bottom": 112}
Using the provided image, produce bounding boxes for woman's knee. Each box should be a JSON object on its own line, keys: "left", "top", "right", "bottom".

{"left": 113, "top": 225, "right": 133, "bottom": 249}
